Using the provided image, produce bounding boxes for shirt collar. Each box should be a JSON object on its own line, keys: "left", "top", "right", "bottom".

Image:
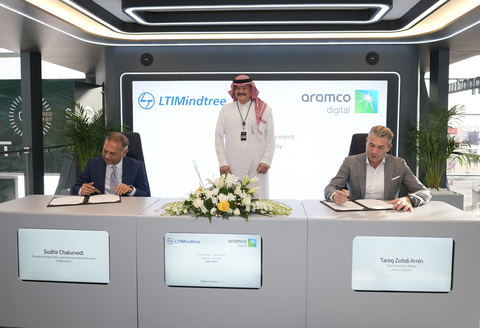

{"left": 365, "top": 154, "right": 386, "bottom": 167}
{"left": 110, "top": 157, "right": 124, "bottom": 169}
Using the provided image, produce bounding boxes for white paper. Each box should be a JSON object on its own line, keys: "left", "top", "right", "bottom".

{"left": 355, "top": 199, "right": 394, "bottom": 210}
{"left": 323, "top": 200, "right": 365, "bottom": 211}
{"left": 87, "top": 194, "right": 120, "bottom": 204}
{"left": 48, "top": 196, "right": 85, "bottom": 206}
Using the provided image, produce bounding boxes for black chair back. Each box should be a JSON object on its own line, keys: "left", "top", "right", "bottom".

{"left": 122, "top": 132, "right": 150, "bottom": 193}
{"left": 123, "top": 132, "right": 146, "bottom": 163}
{"left": 349, "top": 133, "right": 368, "bottom": 156}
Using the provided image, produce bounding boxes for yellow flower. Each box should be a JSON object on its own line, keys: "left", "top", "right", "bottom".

{"left": 195, "top": 186, "right": 203, "bottom": 195}
{"left": 217, "top": 200, "right": 230, "bottom": 212}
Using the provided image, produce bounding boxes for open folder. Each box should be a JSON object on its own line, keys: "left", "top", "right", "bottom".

{"left": 321, "top": 199, "right": 394, "bottom": 212}
{"left": 47, "top": 194, "right": 121, "bottom": 207}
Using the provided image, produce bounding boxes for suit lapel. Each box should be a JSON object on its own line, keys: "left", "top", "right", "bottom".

{"left": 357, "top": 154, "right": 367, "bottom": 199}
{"left": 122, "top": 157, "right": 132, "bottom": 185}
{"left": 383, "top": 155, "right": 393, "bottom": 200}
{"left": 98, "top": 160, "right": 107, "bottom": 194}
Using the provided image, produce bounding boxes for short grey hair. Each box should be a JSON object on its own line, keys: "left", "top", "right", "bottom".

{"left": 105, "top": 132, "right": 129, "bottom": 151}
{"left": 369, "top": 125, "right": 394, "bottom": 145}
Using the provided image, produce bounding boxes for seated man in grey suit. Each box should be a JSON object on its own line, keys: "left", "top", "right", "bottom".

{"left": 324, "top": 125, "right": 431, "bottom": 212}
{"left": 71, "top": 132, "right": 150, "bottom": 197}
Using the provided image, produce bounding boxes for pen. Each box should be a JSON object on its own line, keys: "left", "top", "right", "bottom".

{"left": 335, "top": 185, "right": 349, "bottom": 200}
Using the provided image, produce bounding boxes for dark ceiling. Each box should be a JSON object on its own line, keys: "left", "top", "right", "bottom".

{"left": 0, "top": 0, "right": 479, "bottom": 74}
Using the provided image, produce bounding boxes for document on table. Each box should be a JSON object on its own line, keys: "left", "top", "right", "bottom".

{"left": 48, "top": 194, "right": 121, "bottom": 207}
{"left": 355, "top": 199, "right": 394, "bottom": 210}
{"left": 321, "top": 199, "right": 394, "bottom": 211}
{"left": 321, "top": 200, "right": 365, "bottom": 211}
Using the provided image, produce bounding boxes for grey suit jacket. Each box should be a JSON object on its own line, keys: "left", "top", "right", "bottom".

{"left": 324, "top": 153, "right": 431, "bottom": 206}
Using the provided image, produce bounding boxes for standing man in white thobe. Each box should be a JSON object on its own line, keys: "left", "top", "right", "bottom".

{"left": 215, "top": 75, "right": 275, "bottom": 199}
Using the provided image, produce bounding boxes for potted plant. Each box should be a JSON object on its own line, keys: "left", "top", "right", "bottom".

{"left": 61, "top": 102, "right": 124, "bottom": 172}
{"left": 407, "top": 105, "right": 480, "bottom": 209}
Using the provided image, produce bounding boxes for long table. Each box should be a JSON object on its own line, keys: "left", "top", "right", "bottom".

{"left": 0, "top": 195, "right": 160, "bottom": 328}
{"left": 1, "top": 196, "right": 480, "bottom": 328}
{"left": 304, "top": 199, "right": 480, "bottom": 328}
{"left": 136, "top": 198, "right": 307, "bottom": 328}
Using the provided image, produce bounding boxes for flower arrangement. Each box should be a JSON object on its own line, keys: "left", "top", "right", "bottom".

{"left": 160, "top": 173, "right": 291, "bottom": 221}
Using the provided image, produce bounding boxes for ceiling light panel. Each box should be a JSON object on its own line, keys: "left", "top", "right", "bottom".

{"left": 122, "top": 3, "right": 392, "bottom": 26}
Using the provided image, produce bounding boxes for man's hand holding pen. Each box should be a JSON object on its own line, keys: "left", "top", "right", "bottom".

{"left": 333, "top": 185, "right": 350, "bottom": 205}
{"left": 80, "top": 182, "right": 100, "bottom": 196}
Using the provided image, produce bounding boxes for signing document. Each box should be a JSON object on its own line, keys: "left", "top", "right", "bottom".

{"left": 48, "top": 194, "right": 121, "bottom": 207}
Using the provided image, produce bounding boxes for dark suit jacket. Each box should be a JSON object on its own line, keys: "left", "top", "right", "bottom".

{"left": 324, "top": 153, "right": 431, "bottom": 206}
{"left": 71, "top": 156, "right": 150, "bottom": 197}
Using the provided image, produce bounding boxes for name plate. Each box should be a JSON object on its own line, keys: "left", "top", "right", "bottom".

{"left": 18, "top": 228, "right": 110, "bottom": 284}
{"left": 352, "top": 236, "right": 453, "bottom": 292}
{"left": 164, "top": 233, "right": 262, "bottom": 289}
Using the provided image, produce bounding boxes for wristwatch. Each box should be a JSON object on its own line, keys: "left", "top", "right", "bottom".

{"left": 408, "top": 195, "right": 420, "bottom": 207}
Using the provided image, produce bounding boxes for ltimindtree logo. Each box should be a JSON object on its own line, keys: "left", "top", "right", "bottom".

{"left": 167, "top": 237, "right": 174, "bottom": 245}
{"left": 138, "top": 92, "right": 155, "bottom": 110}
{"left": 355, "top": 90, "right": 378, "bottom": 113}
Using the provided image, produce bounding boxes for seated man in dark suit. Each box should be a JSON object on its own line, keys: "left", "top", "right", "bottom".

{"left": 324, "top": 125, "right": 431, "bottom": 212}
{"left": 71, "top": 132, "right": 150, "bottom": 197}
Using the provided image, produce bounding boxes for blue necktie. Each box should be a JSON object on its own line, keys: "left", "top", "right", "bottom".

{"left": 110, "top": 165, "right": 118, "bottom": 194}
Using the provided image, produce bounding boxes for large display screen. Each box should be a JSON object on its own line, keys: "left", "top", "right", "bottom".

{"left": 164, "top": 232, "right": 262, "bottom": 289}
{"left": 352, "top": 236, "right": 454, "bottom": 292}
{"left": 122, "top": 72, "right": 399, "bottom": 198}
{"left": 18, "top": 228, "right": 110, "bottom": 284}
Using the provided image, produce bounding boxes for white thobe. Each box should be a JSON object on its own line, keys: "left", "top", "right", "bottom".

{"left": 215, "top": 100, "right": 275, "bottom": 199}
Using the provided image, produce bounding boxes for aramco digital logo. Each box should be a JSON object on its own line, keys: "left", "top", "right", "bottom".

{"left": 248, "top": 239, "right": 257, "bottom": 247}
{"left": 138, "top": 92, "right": 155, "bottom": 110}
{"left": 355, "top": 90, "right": 378, "bottom": 113}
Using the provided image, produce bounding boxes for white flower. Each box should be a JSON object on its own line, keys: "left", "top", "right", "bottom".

{"left": 234, "top": 186, "right": 242, "bottom": 195}
{"left": 206, "top": 177, "right": 218, "bottom": 187}
{"left": 242, "top": 196, "right": 251, "bottom": 206}
{"left": 234, "top": 208, "right": 241, "bottom": 216}
{"left": 203, "top": 189, "right": 213, "bottom": 198}
{"left": 200, "top": 205, "right": 208, "bottom": 213}
{"left": 193, "top": 198, "right": 204, "bottom": 208}
{"left": 210, "top": 208, "right": 217, "bottom": 215}
{"left": 212, "top": 188, "right": 219, "bottom": 196}
{"left": 218, "top": 175, "right": 226, "bottom": 188}
{"left": 247, "top": 176, "right": 259, "bottom": 185}
{"left": 218, "top": 194, "right": 230, "bottom": 202}
{"left": 211, "top": 196, "right": 218, "bottom": 204}
{"left": 248, "top": 186, "right": 261, "bottom": 195}
{"left": 225, "top": 174, "right": 238, "bottom": 188}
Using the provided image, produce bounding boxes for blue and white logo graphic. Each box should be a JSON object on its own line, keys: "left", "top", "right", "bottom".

{"left": 167, "top": 237, "right": 174, "bottom": 245}
{"left": 138, "top": 92, "right": 155, "bottom": 110}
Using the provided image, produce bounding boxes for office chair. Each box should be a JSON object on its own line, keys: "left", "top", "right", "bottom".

{"left": 348, "top": 133, "right": 368, "bottom": 156}
{"left": 123, "top": 132, "right": 146, "bottom": 163}
{"left": 122, "top": 131, "right": 151, "bottom": 193}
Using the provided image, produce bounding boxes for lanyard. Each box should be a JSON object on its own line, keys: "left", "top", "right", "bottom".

{"left": 237, "top": 100, "right": 253, "bottom": 130}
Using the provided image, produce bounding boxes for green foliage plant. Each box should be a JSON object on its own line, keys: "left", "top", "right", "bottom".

{"left": 61, "top": 103, "right": 123, "bottom": 172}
{"left": 407, "top": 105, "right": 480, "bottom": 190}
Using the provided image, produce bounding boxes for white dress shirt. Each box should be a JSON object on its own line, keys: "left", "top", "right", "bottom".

{"left": 365, "top": 156, "right": 386, "bottom": 200}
